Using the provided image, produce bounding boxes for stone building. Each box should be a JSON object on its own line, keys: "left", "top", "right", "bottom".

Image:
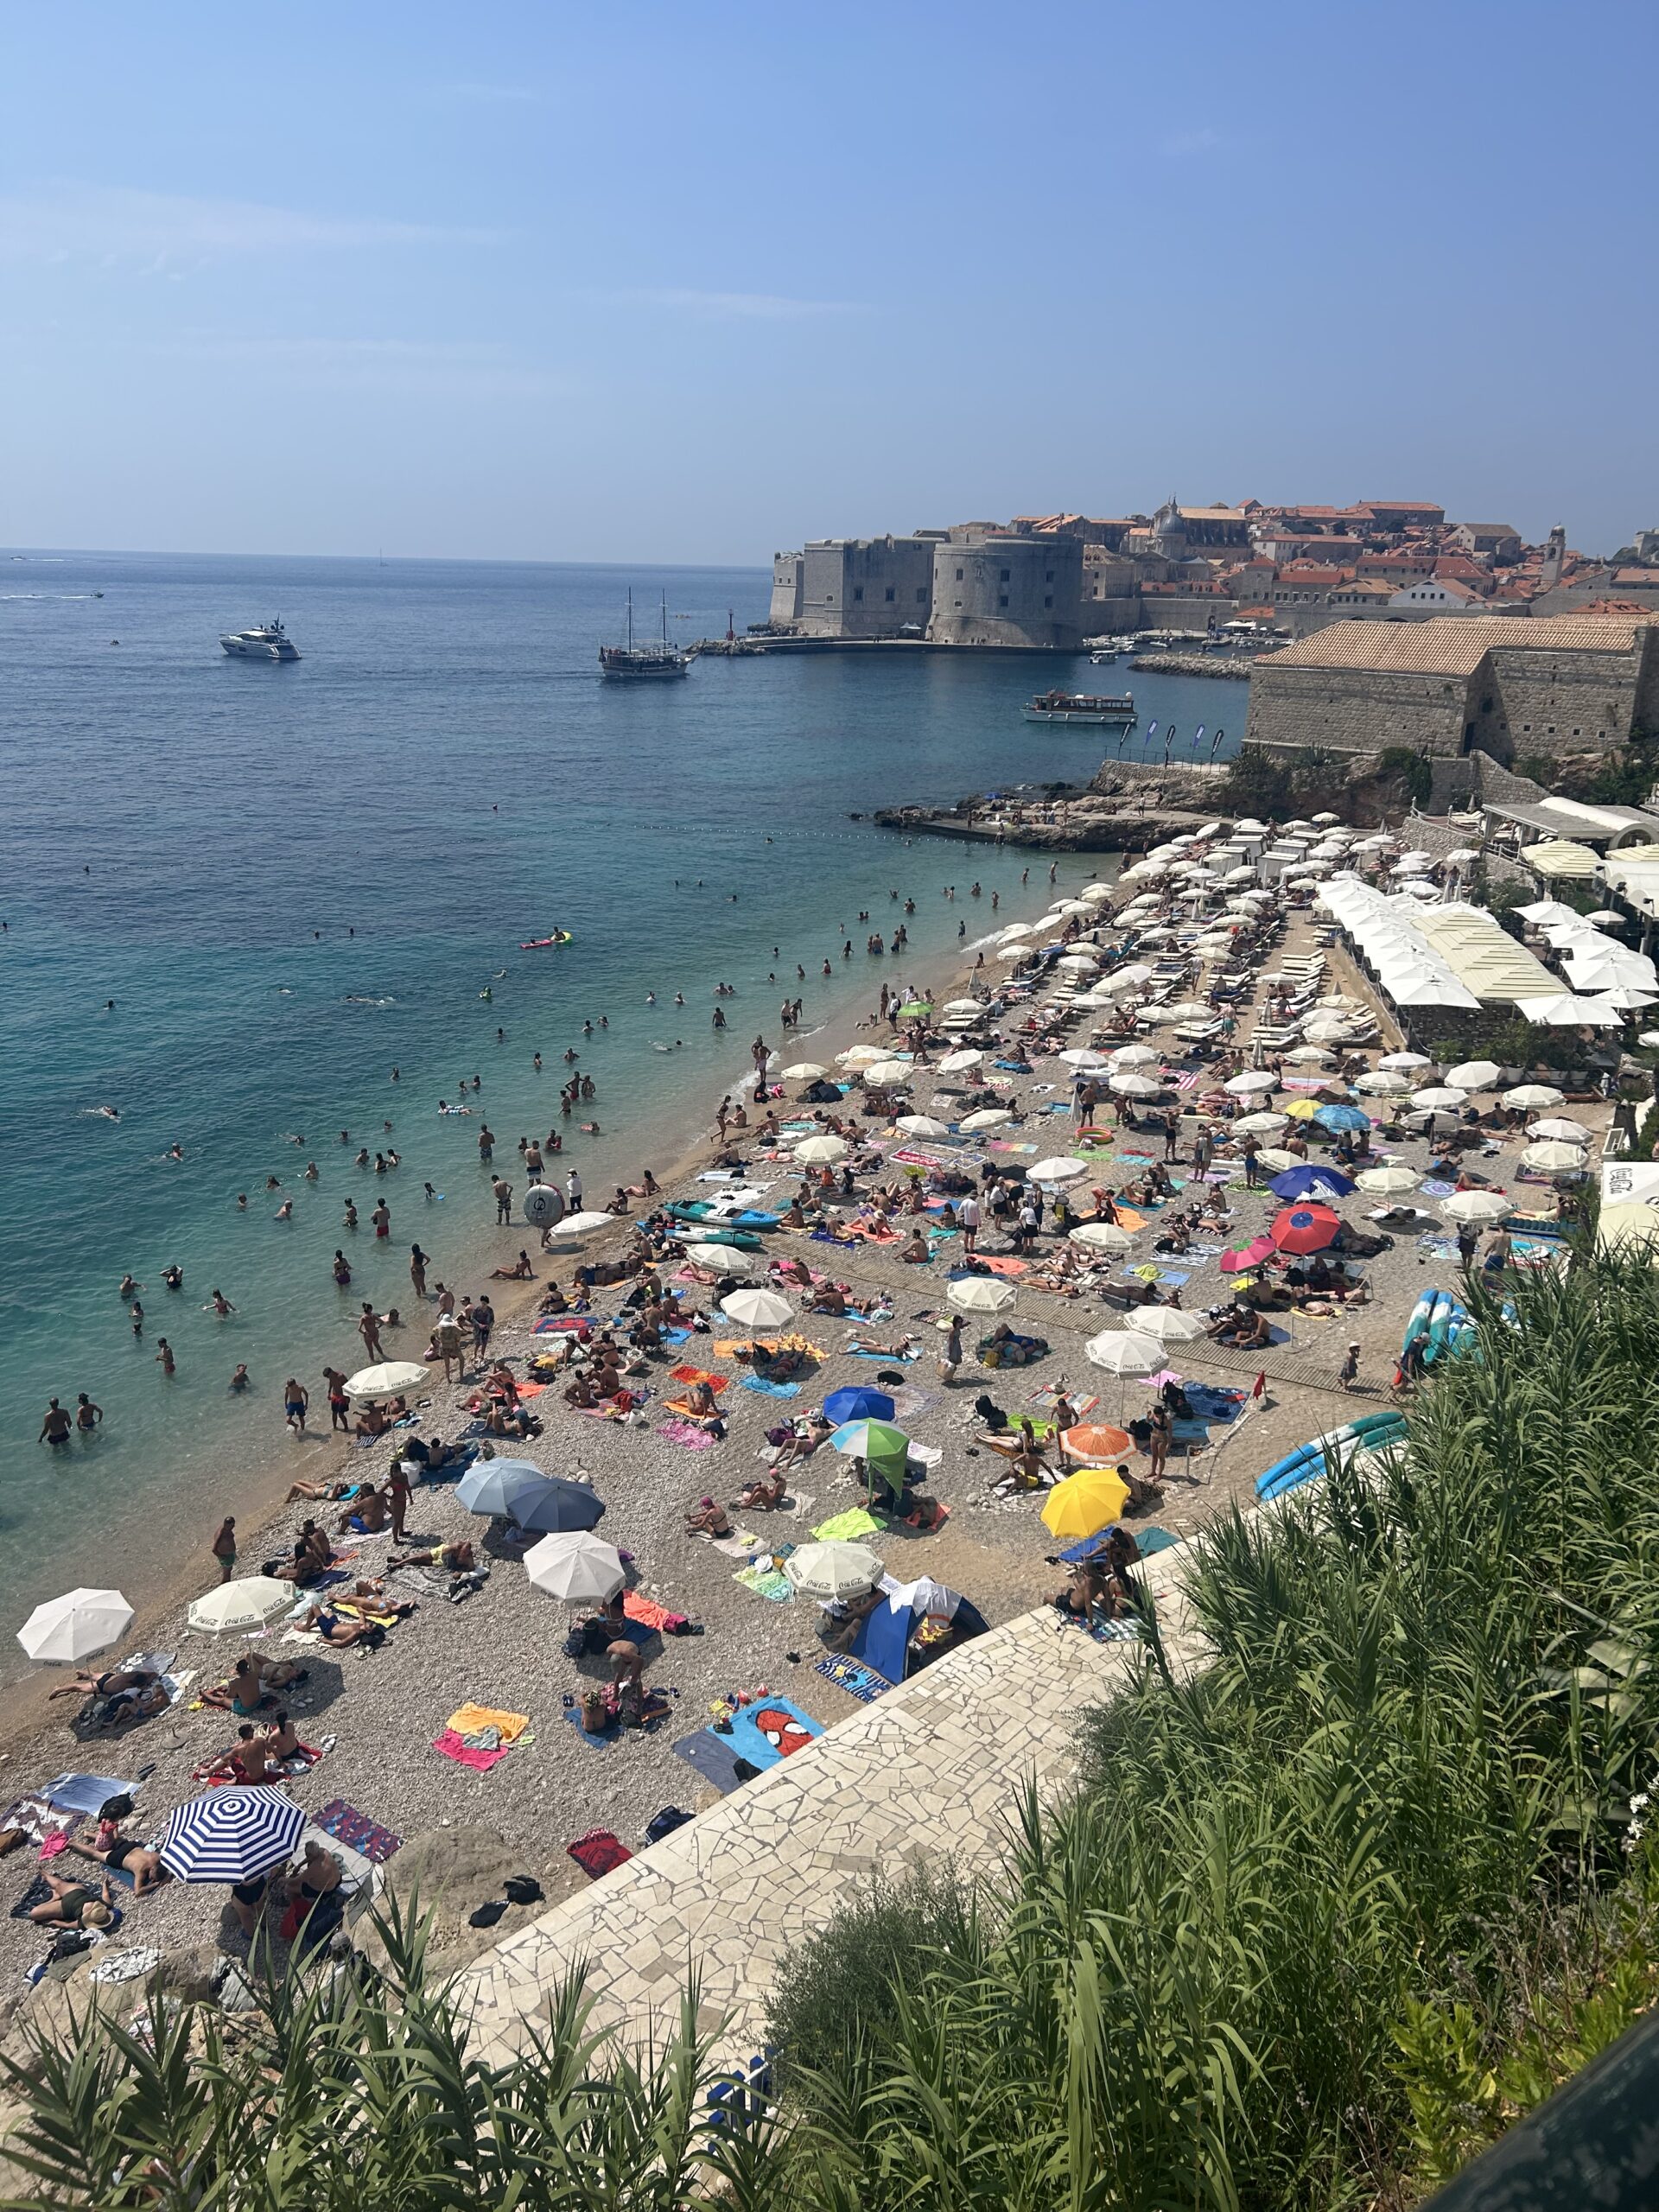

{"left": 926, "top": 534, "right": 1084, "bottom": 649}
{"left": 1244, "top": 614, "right": 1659, "bottom": 763}
{"left": 780, "top": 536, "right": 938, "bottom": 639}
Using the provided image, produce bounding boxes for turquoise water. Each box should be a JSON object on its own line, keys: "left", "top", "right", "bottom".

{"left": 0, "top": 549, "right": 1244, "bottom": 1638}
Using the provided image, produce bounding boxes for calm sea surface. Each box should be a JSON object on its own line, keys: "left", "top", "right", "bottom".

{"left": 0, "top": 549, "right": 1245, "bottom": 1646}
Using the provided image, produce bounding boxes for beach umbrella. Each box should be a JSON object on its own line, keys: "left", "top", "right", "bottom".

{"left": 1224, "top": 1072, "right": 1277, "bottom": 1096}
{"left": 1313, "top": 1103, "right": 1371, "bottom": 1133}
{"left": 823, "top": 1386, "right": 893, "bottom": 1424}
{"left": 1220, "top": 1234, "right": 1276, "bottom": 1273}
{"left": 1052, "top": 900, "right": 1094, "bottom": 918}
{"left": 524, "top": 1532, "right": 624, "bottom": 1605}
{"left": 1356, "top": 1166, "right": 1419, "bottom": 1194}
{"left": 1136, "top": 1306, "right": 1208, "bottom": 1343}
{"left": 780, "top": 1063, "right": 827, "bottom": 1081}
{"left": 1352, "top": 1071, "right": 1408, "bottom": 1095}
{"left": 1081, "top": 882, "right": 1116, "bottom": 902}
{"left": 1164, "top": 1002, "right": 1213, "bottom": 1020}
{"left": 1528, "top": 1117, "right": 1590, "bottom": 1144}
{"left": 1255, "top": 1148, "right": 1301, "bottom": 1173}
{"left": 1040, "top": 1467, "right": 1131, "bottom": 1541}
{"left": 1584, "top": 911, "right": 1626, "bottom": 928}
{"left": 793, "top": 1134, "right": 847, "bottom": 1164}
{"left": 837, "top": 1045, "right": 889, "bottom": 1066}
{"left": 457, "top": 1459, "right": 560, "bottom": 1521}
{"left": 861, "top": 1062, "right": 912, "bottom": 1088}
{"left": 830, "top": 1419, "right": 910, "bottom": 1464}
{"left": 1270, "top": 1203, "right": 1341, "bottom": 1255}
{"left": 1108, "top": 1045, "right": 1158, "bottom": 1067}
{"left": 995, "top": 943, "right": 1033, "bottom": 962}
{"left": 1029, "top": 1155, "right": 1090, "bottom": 1185}
{"left": 958, "top": 1108, "right": 1012, "bottom": 1131}
{"left": 996, "top": 922, "right": 1036, "bottom": 940}
{"left": 344, "top": 1360, "right": 428, "bottom": 1402}
{"left": 948, "top": 1275, "right": 1016, "bottom": 1313}
{"left": 1285, "top": 1046, "right": 1335, "bottom": 1065}
{"left": 943, "top": 998, "right": 985, "bottom": 1014}
{"left": 541, "top": 1211, "right": 614, "bottom": 1241}
{"left": 1084, "top": 1329, "right": 1162, "bottom": 1375}
{"left": 893, "top": 1000, "right": 933, "bottom": 1019}
{"left": 1110, "top": 1072, "right": 1162, "bottom": 1096}
{"left": 1379, "top": 1051, "right": 1433, "bottom": 1071}
{"left": 895, "top": 1114, "right": 950, "bottom": 1138}
{"left": 1070, "top": 1221, "right": 1132, "bottom": 1251}
{"left": 1442, "top": 1190, "right": 1511, "bottom": 1224}
{"left": 785, "top": 1541, "right": 883, "bottom": 1601}
{"left": 1409, "top": 1086, "right": 1468, "bottom": 1111}
{"left": 1522, "top": 1141, "right": 1586, "bottom": 1173}
{"left": 682, "top": 1241, "right": 761, "bottom": 1278}
{"left": 1446, "top": 1060, "right": 1503, "bottom": 1090}
{"left": 1058, "top": 1422, "right": 1134, "bottom": 1465}
{"left": 1058, "top": 1048, "right": 1113, "bottom": 1070}
{"left": 720, "top": 1287, "right": 794, "bottom": 1331}
{"left": 1504, "top": 1084, "right": 1566, "bottom": 1110}
{"left": 1269, "top": 1165, "right": 1356, "bottom": 1201}
{"left": 187, "top": 1577, "right": 295, "bottom": 1636}
{"left": 938, "top": 1049, "right": 984, "bottom": 1073}
{"left": 18, "top": 1587, "right": 134, "bottom": 1666}
{"left": 1233, "top": 1111, "right": 1289, "bottom": 1135}
{"left": 158, "top": 1787, "right": 306, "bottom": 1886}
{"left": 1641, "top": 1033, "right": 1659, "bottom": 1049}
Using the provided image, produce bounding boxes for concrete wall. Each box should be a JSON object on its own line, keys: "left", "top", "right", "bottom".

{"left": 796, "top": 537, "right": 938, "bottom": 639}
{"left": 928, "top": 535, "right": 1083, "bottom": 648}
{"left": 1244, "top": 661, "right": 1476, "bottom": 758}
{"left": 768, "top": 553, "right": 804, "bottom": 626}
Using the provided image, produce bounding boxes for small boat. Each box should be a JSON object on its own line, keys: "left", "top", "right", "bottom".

{"left": 1022, "top": 690, "right": 1135, "bottom": 726}
{"left": 221, "top": 617, "right": 300, "bottom": 662}
{"left": 519, "top": 931, "right": 575, "bottom": 950}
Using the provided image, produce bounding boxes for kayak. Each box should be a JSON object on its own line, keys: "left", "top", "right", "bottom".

{"left": 666, "top": 1200, "right": 781, "bottom": 1231}
{"left": 519, "top": 931, "right": 575, "bottom": 950}
{"left": 1254, "top": 1409, "right": 1406, "bottom": 1503}
{"left": 1402, "top": 1287, "right": 1475, "bottom": 1366}
{"left": 670, "top": 1225, "right": 766, "bottom": 1253}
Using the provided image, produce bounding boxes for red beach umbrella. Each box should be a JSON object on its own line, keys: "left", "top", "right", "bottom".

{"left": 1269, "top": 1203, "right": 1342, "bottom": 1256}
{"left": 1220, "top": 1234, "right": 1276, "bottom": 1274}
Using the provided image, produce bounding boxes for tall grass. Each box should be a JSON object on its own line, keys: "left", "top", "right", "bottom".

{"left": 7, "top": 1258, "right": 1659, "bottom": 2207}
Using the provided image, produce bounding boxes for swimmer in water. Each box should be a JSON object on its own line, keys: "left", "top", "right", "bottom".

{"left": 96, "top": 1104, "right": 119, "bottom": 1121}
{"left": 206, "top": 1287, "right": 236, "bottom": 1316}
{"left": 302, "top": 1160, "right": 318, "bottom": 1179}
{"left": 236, "top": 1193, "right": 248, "bottom": 1210}
{"left": 118, "top": 1274, "right": 142, "bottom": 1300}
{"left": 645, "top": 991, "right": 656, "bottom": 1005}
{"left": 166, "top": 1143, "right": 184, "bottom": 1162}
{"left": 275, "top": 1199, "right": 294, "bottom": 1221}
{"left": 230, "top": 1364, "right": 251, "bottom": 1391}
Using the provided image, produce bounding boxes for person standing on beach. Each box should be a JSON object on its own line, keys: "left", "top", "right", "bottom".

{"left": 283, "top": 1378, "right": 309, "bottom": 1434}
{"left": 387, "top": 1462, "right": 411, "bottom": 1542}
{"left": 324, "top": 1368, "right": 351, "bottom": 1431}
{"left": 471, "top": 1294, "right": 495, "bottom": 1360}
{"left": 567, "top": 1166, "right": 582, "bottom": 1210}
{"left": 435, "top": 1303, "right": 464, "bottom": 1383}
{"left": 957, "top": 1192, "right": 981, "bottom": 1255}
{"left": 939, "top": 1315, "right": 963, "bottom": 1385}
{"left": 493, "top": 1175, "right": 512, "bottom": 1224}
{"left": 410, "top": 1244, "right": 429, "bottom": 1299}
{"left": 213, "top": 1517, "right": 237, "bottom": 1582}
{"left": 358, "top": 1305, "right": 385, "bottom": 1361}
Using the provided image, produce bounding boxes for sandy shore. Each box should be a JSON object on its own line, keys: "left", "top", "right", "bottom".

{"left": 0, "top": 872, "right": 1594, "bottom": 1999}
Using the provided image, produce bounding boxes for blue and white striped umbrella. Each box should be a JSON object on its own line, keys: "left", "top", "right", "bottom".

{"left": 158, "top": 1787, "right": 306, "bottom": 1885}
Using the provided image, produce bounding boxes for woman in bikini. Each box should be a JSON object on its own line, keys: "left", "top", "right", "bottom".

{"left": 29, "top": 1872, "right": 115, "bottom": 1930}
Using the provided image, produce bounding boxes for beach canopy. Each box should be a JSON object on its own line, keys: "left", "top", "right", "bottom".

{"left": 1528, "top": 1118, "right": 1590, "bottom": 1144}
{"left": 159, "top": 1786, "right": 306, "bottom": 1886}
{"left": 543, "top": 1211, "right": 615, "bottom": 1241}
{"left": 720, "top": 1287, "right": 794, "bottom": 1331}
{"left": 1135, "top": 1306, "right": 1208, "bottom": 1343}
{"left": 1058, "top": 1422, "right": 1134, "bottom": 1465}
{"left": 457, "top": 1461, "right": 604, "bottom": 1534}
{"left": 1058, "top": 1049, "right": 1113, "bottom": 1070}
{"left": 1070, "top": 1220, "right": 1132, "bottom": 1251}
{"left": 937, "top": 1049, "right": 984, "bottom": 1073}
{"left": 958, "top": 1108, "right": 1012, "bottom": 1130}
{"left": 785, "top": 1541, "right": 883, "bottom": 1601}
{"left": 830, "top": 1419, "right": 909, "bottom": 1466}
{"left": 1028, "top": 1155, "right": 1090, "bottom": 1185}
{"left": 1041, "top": 1467, "right": 1131, "bottom": 1541}
{"left": 1409, "top": 1087, "right": 1468, "bottom": 1110}
{"left": 1269, "top": 1165, "right": 1355, "bottom": 1201}
{"left": 780, "top": 1063, "right": 826, "bottom": 1082}
{"left": 1441, "top": 1190, "right": 1511, "bottom": 1224}
{"left": 1108, "top": 1045, "right": 1159, "bottom": 1067}
{"left": 524, "top": 1532, "right": 624, "bottom": 1605}
{"left": 1503, "top": 1084, "right": 1566, "bottom": 1110}
{"left": 17, "top": 1587, "right": 134, "bottom": 1665}
{"left": 948, "top": 1275, "right": 1017, "bottom": 1313}
{"left": 1352, "top": 1071, "right": 1408, "bottom": 1095}
{"left": 1110, "top": 1072, "right": 1163, "bottom": 1097}
{"left": 345, "top": 1360, "right": 428, "bottom": 1401}
{"left": 1379, "top": 1051, "right": 1433, "bottom": 1071}
{"left": 1522, "top": 1141, "right": 1586, "bottom": 1173}
{"left": 1270, "top": 1203, "right": 1342, "bottom": 1255}
{"left": 861, "top": 1063, "right": 912, "bottom": 1088}
{"left": 1224, "top": 1071, "right": 1277, "bottom": 1096}
{"left": 1084, "top": 1329, "right": 1162, "bottom": 1375}
{"left": 793, "top": 1135, "right": 847, "bottom": 1164}
{"left": 1356, "top": 1166, "right": 1419, "bottom": 1194}
{"left": 1446, "top": 1060, "right": 1503, "bottom": 1090}
{"left": 895, "top": 1115, "right": 950, "bottom": 1139}
{"left": 823, "top": 1386, "right": 894, "bottom": 1424}
{"left": 187, "top": 1577, "right": 295, "bottom": 1636}
{"left": 683, "top": 1243, "right": 760, "bottom": 1276}
{"left": 1232, "top": 1111, "right": 1289, "bottom": 1135}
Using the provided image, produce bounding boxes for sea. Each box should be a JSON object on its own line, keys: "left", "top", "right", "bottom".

{"left": 0, "top": 548, "right": 1245, "bottom": 1654}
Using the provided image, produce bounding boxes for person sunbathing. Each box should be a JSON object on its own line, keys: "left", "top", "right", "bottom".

{"left": 736, "top": 1467, "right": 787, "bottom": 1511}
{"left": 202, "top": 1722, "right": 281, "bottom": 1785}
{"left": 264, "top": 1709, "right": 302, "bottom": 1760}
{"left": 353, "top": 1401, "right": 398, "bottom": 1438}
{"left": 809, "top": 1283, "right": 849, "bottom": 1314}
{"left": 49, "top": 1663, "right": 158, "bottom": 1702}
{"left": 901, "top": 1228, "right": 930, "bottom": 1263}
{"left": 337, "top": 1486, "right": 390, "bottom": 1534}
{"left": 685, "top": 1495, "right": 732, "bottom": 1536}
{"left": 72, "top": 1829, "right": 168, "bottom": 1894}
{"left": 29, "top": 1872, "right": 115, "bottom": 1931}
{"left": 538, "top": 1280, "right": 570, "bottom": 1315}
{"left": 343, "top": 1576, "right": 414, "bottom": 1617}
{"left": 679, "top": 1379, "right": 724, "bottom": 1431}
{"left": 203, "top": 1653, "right": 305, "bottom": 1714}
{"left": 285, "top": 1477, "right": 357, "bottom": 1503}
{"left": 564, "top": 1370, "right": 599, "bottom": 1408}
{"left": 489, "top": 1251, "right": 537, "bottom": 1281}
{"left": 391, "top": 1538, "right": 475, "bottom": 1572}
{"left": 283, "top": 1840, "right": 344, "bottom": 1910}
{"left": 299, "top": 1601, "right": 381, "bottom": 1649}
{"left": 487, "top": 1400, "right": 539, "bottom": 1440}
{"left": 847, "top": 1331, "right": 917, "bottom": 1358}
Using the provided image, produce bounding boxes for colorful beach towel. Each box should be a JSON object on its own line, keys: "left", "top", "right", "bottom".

{"left": 313, "top": 1799, "right": 403, "bottom": 1865}
{"left": 741, "top": 1375, "right": 801, "bottom": 1398}
{"left": 724, "top": 1695, "right": 823, "bottom": 1770}
{"left": 623, "top": 1590, "right": 690, "bottom": 1634}
{"left": 669, "top": 1365, "right": 728, "bottom": 1391}
{"left": 734, "top": 1564, "right": 793, "bottom": 1603}
{"left": 812, "top": 1508, "right": 886, "bottom": 1542}
{"left": 815, "top": 1656, "right": 887, "bottom": 1702}
{"left": 660, "top": 1418, "right": 718, "bottom": 1447}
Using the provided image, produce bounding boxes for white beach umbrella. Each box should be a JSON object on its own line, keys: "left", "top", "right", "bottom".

{"left": 542, "top": 1211, "right": 617, "bottom": 1243}
{"left": 1446, "top": 1060, "right": 1503, "bottom": 1091}
{"left": 524, "top": 1531, "right": 625, "bottom": 1605}
{"left": 785, "top": 1541, "right": 884, "bottom": 1601}
{"left": 793, "top": 1134, "right": 847, "bottom": 1163}
{"left": 683, "top": 1241, "right": 761, "bottom": 1276}
{"left": 997, "top": 921, "right": 1037, "bottom": 940}
{"left": 938, "top": 1050, "right": 984, "bottom": 1073}
{"left": 780, "top": 1063, "right": 827, "bottom": 1081}
{"left": 1356, "top": 1166, "right": 1419, "bottom": 1194}
{"left": 1409, "top": 1087, "right": 1468, "bottom": 1111}
{"left": 836, "top": 1045, "right": 889, "bottom": 1067}
{"left": 1522, "top": 1141, "right": 1586, "bottom": 1173}
{"left": 1352, "top": 1071, "right": 1408, "bottom": 1095}
{"left": 959, "top": 1108, "right": 1013, "bottom": 1131}
{"left": 1503, "top": 1084, "right": 1566, "bottom": 1110}
{"left": 1441, "top": 1190, "right": 1511, "bottom": 1224}
{"left": 1081, "top": 883, "right": 1116, "bottom": 903}
{"left": 861, "top": 1062, "right": 912, "bottom": 1087}
{"left": 1069, "top": 1221, "right": 1132, "bottom": 1251}
{"left": 942, "top": 998, "right": 985, "bottom": 1014}
{"left": 1028, "top": 1156, "right": 1090, "bottom": 1185}
{"left": 1108, "top": 1044, "right": 1159, "bottom": 1067}
{"left": 187, "top": 1576, "right": 295, "bottom": 1636}
{"left": 344, "top": 1360, "right": 429, "bottom": 1401}
{"left": 1641, "top": 1032, "right": 1659, "bottom": 1048}
{"left": 1584, "top": 911, "right": 1626, "bottom": 928}
{"left": 1303, "top": 1018, "right": 1354, "bottom": 1041}
{"left": 1285, "top": 1046, "right": 1335, "bottom": 1065}
{"left": 947, "top": 1275, "right": 1016, "bottom": 1313}
{"left": 18, "top": 1587, "right": 134, "bottom": 1666}
{"left": 1110, "top": 1072, "right": 1163, "bottom": 1097}
{"left": 1084, "top": 1329, "right": 1162, "bottom": 1376}
{"left": 1233, "top": 1111, "right": 1290, "bottom": 1135}
{"left": 995, "top": 943, "right": 1033, "bottom": 962}
{"left": 1136, "top": 1306, "right": 1208, "bottom": 1343}
{"left": 1058, "top": 1049, "right": 1113, "bottom": 1070}
{"left": 1224, "top": 1072, "right": 1277, "bottom": 1096}
{"left": 1379, "top": 1051, "right": 1433, "bottom": 1071}
{"left": 1052, "top": 900, "right": 1094, "bottom": 918}
{"left": 1114, "top": 963, "right": 1154, "bottom": 988}
{"left": 721, "top": 1287, "right": 795, "bottom": 1331}
{"left": 895, "top": 1114, "right": 950, "bottom": 1138}
{"left": 1527, "top": 1117, "right": 1590, "bottom": 1144}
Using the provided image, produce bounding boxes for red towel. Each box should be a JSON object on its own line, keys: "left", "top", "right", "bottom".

{"left": 567, "top": 1827, "right": 632, "bottom": 1879}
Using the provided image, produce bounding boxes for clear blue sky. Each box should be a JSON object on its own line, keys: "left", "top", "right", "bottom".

{"left": 3, "top": 3, "right": 1655, "bottom": 563}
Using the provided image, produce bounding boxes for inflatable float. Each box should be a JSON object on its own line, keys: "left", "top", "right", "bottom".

{"left": 1254, "top": 1408, "right": 1407, "bottom": 1503}
{"left": 518, "top": 931, "right": 575, "bottom": 950}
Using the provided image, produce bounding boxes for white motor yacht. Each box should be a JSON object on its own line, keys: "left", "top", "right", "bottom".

{"left": 220, "top": 617, "right": 300, "bottom": 662}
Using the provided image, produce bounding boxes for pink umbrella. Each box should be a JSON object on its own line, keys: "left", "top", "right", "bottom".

{"left": 1220, "top": 1234, "right": 1275, "bottom": 1273}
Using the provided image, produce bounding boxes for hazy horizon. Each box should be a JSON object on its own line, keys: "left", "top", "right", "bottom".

{"left": 3, "top": 2, "right": 1656, "bottom": 565}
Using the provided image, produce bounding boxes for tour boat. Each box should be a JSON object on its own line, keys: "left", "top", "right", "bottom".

{"left": 1022, "top": 690, "right": 1136, "bottom": 727}
{"left": 600, "top": 589, "right": 689, "bottom": 678}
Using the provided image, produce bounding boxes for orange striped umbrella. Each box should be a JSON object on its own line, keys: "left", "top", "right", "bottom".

{"left": 1058, "top": 1422, "right": 1134, "bottom": 1465}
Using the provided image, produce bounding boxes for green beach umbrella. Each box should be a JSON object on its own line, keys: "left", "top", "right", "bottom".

{"left": 830, "top": 1419, "right": 910, "bottom": 1463}
{"left": 894, "top": 1000, "right": 932, "bottom": 1019}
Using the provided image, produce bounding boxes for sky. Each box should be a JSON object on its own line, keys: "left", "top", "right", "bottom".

{"left": 2, "top": 3, "right": 1656, "bottom": 563}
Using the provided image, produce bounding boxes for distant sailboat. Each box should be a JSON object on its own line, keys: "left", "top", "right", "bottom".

{"left": 599, "top": 588, "right": 689, "bottom": 679}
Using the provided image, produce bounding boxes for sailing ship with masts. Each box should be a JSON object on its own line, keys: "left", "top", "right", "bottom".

{"left": 600, "top": 589, "right": 690, "bottom": 678}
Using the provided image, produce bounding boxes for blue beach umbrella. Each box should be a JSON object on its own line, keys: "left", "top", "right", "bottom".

{"left": 159, "top": 1787, "right": 306, "bottom": 1885}
{"left": 1268, "top": 1165, "right": 1356, "bottom": 1202}
{"left": 823, "top": 1386, "right": 895, "bottom": 1424}
{"left": 1313, "top": 1103, "right": 1372, "bottom": 1134}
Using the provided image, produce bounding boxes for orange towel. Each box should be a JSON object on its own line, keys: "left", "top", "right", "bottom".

{"left": 669, "top": 1365, "right": 728, "bottom": 1392}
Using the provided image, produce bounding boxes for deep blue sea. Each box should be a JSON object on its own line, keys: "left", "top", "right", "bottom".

{"left": 0, "top": 549, "right": 1244, "bottom": 1647}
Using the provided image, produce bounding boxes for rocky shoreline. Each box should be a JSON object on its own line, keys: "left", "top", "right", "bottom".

{"left": 868, "top": 763, "right": 1232, "bottom": 855}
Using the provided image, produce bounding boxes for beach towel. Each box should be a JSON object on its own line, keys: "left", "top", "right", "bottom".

{"left": 741, "top": 1375, "right": 801, "bottom": 1399}
{"left": 669, "top": 1365, "right": 728, "bottom": 1391}
{"left": 567, "top": 1828, "right": 632, "bottom": 1880}
{"left": 433, "top": 1731, "right": 516, "bottom": 1772}
{"left": 724, "top": 1696, "right": 823, "bottom": 1770}
{"left": 661, "top": 1414, "right": 720, "bottom": 1441}
{"left": 815, "top": 1656, "right": 887, "bottom": 1702}
{"left": 812, "top": 1508, "right": 885, "bottom": 1543}
{"left": 448, "top": 1703, "right": 530, "bottom": 1745}
{"left": 887, "top": 1386, "right": 937, "bottom": 1421}
{"left": 1029, "top": 1384, "right": 1099, "bottom": 1418}
{"left": 849, "top": 1344, "right": 920, "bottom": 1363}
{"left": 563, "top": 1706, "right": 620, "bottom": 1751}
{"left": 850, "top": 1599, "right": 911, "bottom": 1687}
{"left": 671, "top": 1729, "right": 748, "bottom": 1794}
{"left": 623, "top": 1591, "right": 690, "bottom": 1635}
{"left": 532, "top": 1316, "right": 593, "bottom": 1335}
{"left": 1059, "top": 1524, "right": 1179, "bottom": 1566}
{"left": 313, "top": 1799, "right": 403, "bottom": 1864}
{"left": 1063, "top": 1611, "right": 1144, "bottom": 1644}
{"left": 37, "top": 1772, "right": 137, "bottom": 1820}
{"left": 734, "top": 1565, "right": 793, "bottom": 1603}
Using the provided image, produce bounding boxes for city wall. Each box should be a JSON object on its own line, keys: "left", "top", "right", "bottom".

{"left": 1244, "top": 663, "right": 1474, "bottom": 759}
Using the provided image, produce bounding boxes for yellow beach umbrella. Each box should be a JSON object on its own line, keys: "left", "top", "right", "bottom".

{"left": 1040, "top": 1466, "right": 1131, "bottom": 1540}
{"left": 1282, "top": 1097, "right": 1321, "bottom": 1121}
